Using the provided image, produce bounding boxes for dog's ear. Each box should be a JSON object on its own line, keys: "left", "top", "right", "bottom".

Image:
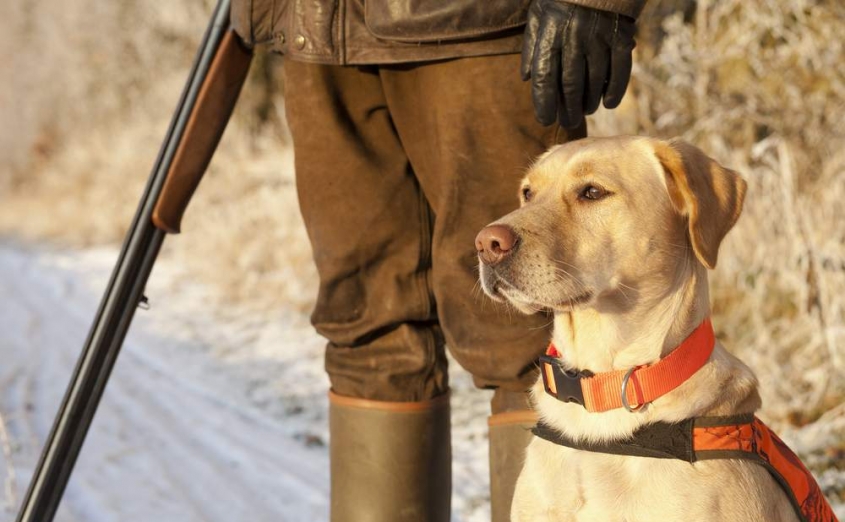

{"left": 653, "top": 139, "right": 747, "bottom": 269}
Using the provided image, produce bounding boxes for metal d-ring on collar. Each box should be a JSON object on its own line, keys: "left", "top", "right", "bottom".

{"left": 621, "top": 366, "right": 645, "bottom": 412}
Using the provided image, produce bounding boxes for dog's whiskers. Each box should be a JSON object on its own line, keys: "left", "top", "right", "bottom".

{"left": 550, "top": 265, "right": 589, "bottom": 293}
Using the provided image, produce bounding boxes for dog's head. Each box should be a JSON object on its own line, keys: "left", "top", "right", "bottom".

{"left": 476, "top": 136, "right": 746, "bottom": 314}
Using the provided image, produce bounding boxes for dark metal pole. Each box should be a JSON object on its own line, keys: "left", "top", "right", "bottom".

{"left": 15, "top": 1, "right": 241, "bottom": 520}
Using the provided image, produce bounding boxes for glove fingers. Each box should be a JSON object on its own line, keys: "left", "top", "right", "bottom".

{"left": 521, "top": 7, "right": 541, "bottom": 80}
{"left": 584, "top": 44, "right": 609, "bottom": 115}
{"left": 560, "top": 46, "right": 586, "bottom": 129}
{"left": 603, "top": 46, "right": 632, "bottom": 109}
{"left": 531, "top": 15, "right": 562, "bottom": 126}
{"left": 604, "top": 18, "right": 636, "bottom": 109}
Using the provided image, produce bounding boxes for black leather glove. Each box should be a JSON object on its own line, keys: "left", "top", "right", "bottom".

{"left": 521, "top": 0, "right": 637, "bottom": 128}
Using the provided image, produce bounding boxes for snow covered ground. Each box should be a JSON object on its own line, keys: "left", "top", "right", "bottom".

{"left": 0, "top": 241, "right": 842, "bottom": 521}
{"left": 0, "top": 242, "right": 493, "bottom": 522}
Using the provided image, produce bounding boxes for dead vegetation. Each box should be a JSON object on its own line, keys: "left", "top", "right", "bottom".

{"left": 0, "top": 0, "right": 843, "bottom": 451}
{"left": 611, "top": 0, "right": 845, "bottom": 427}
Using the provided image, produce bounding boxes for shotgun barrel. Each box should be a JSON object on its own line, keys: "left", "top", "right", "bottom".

{"left": 15, "top": 1, "right": 252, "bottom": 520}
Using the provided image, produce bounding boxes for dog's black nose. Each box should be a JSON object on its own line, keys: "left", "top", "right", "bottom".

{"left": 475, "top": 224, "right": 518, "bottom": 267}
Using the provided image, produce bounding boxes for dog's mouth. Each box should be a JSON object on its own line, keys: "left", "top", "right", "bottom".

{"left": 486, "top": 276, "right": 592, "bottom": 314}
{"left": 494, "top": 281, "right": 550, "bottom": 314}
{"left": 549, "top": 291, "right": 593, "bottom": 312}
{"left": 491, "top": 279, "right": 525, "bottom": 302}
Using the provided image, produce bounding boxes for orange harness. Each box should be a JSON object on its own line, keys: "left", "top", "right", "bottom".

{"left": 536, "top": 318, "right": 839, "bottom": 521}
{"left": 533, "top": 415, "right": 839, "bottom": 522}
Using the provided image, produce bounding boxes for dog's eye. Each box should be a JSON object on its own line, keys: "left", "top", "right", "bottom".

{"left": 522, "top": 186, "right": 533, "bottom": 202}
{"left": 578, "top": 185, "right": 609, "bottom": 201}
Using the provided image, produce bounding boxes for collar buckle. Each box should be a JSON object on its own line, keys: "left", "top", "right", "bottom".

{"left": 540, "top": 355, "right": 587, "bottom": 406}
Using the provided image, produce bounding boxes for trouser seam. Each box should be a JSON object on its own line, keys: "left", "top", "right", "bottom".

{"left": 415, "top": 183, "right": 437, "bottom": 397}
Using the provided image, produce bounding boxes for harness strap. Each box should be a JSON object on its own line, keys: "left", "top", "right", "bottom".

{"left": 532, "top": 416, "right": 838, "bottom": 522}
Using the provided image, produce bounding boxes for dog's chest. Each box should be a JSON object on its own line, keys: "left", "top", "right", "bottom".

{"left": 526, "top": 440, "right": 797, "bottom": 522}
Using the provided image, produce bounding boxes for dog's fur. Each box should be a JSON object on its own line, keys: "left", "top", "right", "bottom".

{"left": 478, "top": 136, "right": 798, "bottom": 521}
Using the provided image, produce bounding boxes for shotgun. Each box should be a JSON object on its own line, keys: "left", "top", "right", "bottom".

{"left": 15, "top": 1, "right": 252, "bottom": 520}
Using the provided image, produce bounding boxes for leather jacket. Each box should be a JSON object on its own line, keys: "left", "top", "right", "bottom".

{"left": 231, "top": 0, "right": 646, "bottom": 65}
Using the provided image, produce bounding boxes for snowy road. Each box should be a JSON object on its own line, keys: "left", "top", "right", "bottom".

{"left": 0, "top": 244, "right": 332, "bottom": 521}
{"left": 0, "top": 243, "right": 493, "bottom": 522}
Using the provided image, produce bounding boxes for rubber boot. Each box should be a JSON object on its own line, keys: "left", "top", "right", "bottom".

{"left": 329, "top": 391, "right": 452, "bottom": 522}
{"left": 488, "top": 391, "right": 537, "bottom": 522}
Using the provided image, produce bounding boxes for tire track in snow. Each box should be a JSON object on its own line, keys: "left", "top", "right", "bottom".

{"left": 0, "top": 245, "right": 328, "bottom": 522}
{"left": 0, "top": 247, "right": 84, "bottom": 521}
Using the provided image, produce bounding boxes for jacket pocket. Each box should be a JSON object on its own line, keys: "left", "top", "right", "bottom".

{"left": 364, "top": 0, "right": 530, "bottom": 43}
{"left": 231, "top": 0, "right": 279, "bottom": 47}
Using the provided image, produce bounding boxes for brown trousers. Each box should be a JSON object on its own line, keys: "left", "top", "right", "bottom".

{"left": 283, "top": 54, "right": 586, "bottom": 405}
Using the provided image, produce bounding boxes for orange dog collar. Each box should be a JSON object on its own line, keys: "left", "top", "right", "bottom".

{"left": 540, "top": 318, "right": 715, "bottom": 412}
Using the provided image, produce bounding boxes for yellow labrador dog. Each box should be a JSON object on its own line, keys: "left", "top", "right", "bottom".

{"left": 476, "top": 136, "right": 803, "bottom": 522}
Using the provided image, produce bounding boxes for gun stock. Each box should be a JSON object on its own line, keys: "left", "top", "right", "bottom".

{"left": 152, "top": 29, "right": 252, "bottom": 234}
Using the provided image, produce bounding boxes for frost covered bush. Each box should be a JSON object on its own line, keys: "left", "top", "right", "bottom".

{"left": 591, "top": 0, "right": 845, "bottom": 502}
{"left": 597, "top": 0, "right": 845, "bottom": 426}
{"left": 0, "top": 0, "right": 312, "bottom": 311}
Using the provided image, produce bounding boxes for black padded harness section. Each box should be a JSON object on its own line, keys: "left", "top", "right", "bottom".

{"left": 531, "top": 413, "right": 756, "bottom": 463}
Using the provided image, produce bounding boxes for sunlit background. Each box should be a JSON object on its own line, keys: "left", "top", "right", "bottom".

{"left": 1, "top": 0, "right": 843, "bottom": 520}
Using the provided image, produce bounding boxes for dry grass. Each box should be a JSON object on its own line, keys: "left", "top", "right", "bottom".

{"left": 0, "top": 0, "right": 313, "bottom": 312}
{"left": 591, "top": 0, "right": 845, "bottom": 425}
{"left": 1, "top": 0, "right": 843, "bottom": 433}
